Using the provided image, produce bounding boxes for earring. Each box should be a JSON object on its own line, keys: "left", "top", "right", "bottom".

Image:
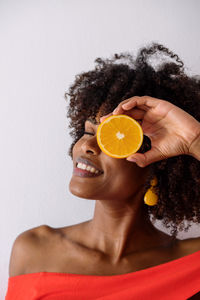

{"left": 144, "top": 176, "right": 158, "bottom": 206}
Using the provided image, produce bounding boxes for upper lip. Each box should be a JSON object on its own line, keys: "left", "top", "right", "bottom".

{"left": 75, "top": 157, "right": 104, "bottom": 173}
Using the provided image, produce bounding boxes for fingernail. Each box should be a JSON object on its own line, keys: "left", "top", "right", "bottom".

{"left": 127, "top": 158, "right": 137, "bottom": 163}
{"left": 122, "top": 103, "right": 130, "bottom": 108}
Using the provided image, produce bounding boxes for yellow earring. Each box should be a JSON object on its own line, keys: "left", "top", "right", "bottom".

{"left": 144, "top": 177, "right": 158, "bottom": 206}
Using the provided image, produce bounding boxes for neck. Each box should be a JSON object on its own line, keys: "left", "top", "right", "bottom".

{"left": 87, "top": 190, "right": 162, "bottom": 263}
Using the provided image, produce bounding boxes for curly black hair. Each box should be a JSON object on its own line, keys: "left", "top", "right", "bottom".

{"left": 64, "top": 43, "right": 200, "bottom": 238}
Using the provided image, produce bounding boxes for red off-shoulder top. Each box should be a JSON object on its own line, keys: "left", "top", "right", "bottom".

{"left": 5, "top": 250, "right": 200, "bottom": 300}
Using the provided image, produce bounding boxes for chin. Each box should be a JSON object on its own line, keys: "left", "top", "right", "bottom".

{"left": 69, "top": 180, "right": 95, "bottom": 200}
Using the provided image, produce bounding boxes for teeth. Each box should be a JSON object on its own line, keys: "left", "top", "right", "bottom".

{"left": 77, "top": 162, "right": 100, "bottom": 174}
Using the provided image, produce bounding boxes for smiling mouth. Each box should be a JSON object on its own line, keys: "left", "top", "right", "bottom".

{"left": 73, "top": 165, "right": 104, "bottom": 178}
{"left": 76, "top": 161, "right": 103, "bottom": 173}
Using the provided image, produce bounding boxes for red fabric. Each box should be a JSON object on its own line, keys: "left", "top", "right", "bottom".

{"left": 5, "top": 250, "right": 200, "bottom": 300}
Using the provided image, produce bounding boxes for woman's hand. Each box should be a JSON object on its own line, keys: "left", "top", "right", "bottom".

{"left": 100, "top": 96, "right": 200, "bottom": 167}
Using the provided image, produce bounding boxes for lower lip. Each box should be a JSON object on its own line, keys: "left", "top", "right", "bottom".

{"left": 73, "top": 167, "right": 103, "bottom": 178}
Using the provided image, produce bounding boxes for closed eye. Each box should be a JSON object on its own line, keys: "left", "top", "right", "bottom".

{"left": 83, "top": 131, "right": 94, "bottom": 136}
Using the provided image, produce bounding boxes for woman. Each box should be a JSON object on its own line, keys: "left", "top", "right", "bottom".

{"left": 6, "top": 43, "right": 200, "bottom": 299}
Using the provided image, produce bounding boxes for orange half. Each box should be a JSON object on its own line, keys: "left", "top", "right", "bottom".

{"left": 97, "top": 114, "right": 143, "bottom": 158}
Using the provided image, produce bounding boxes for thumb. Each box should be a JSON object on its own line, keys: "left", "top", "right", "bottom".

{"left": 126, "top": 147, "right": 166, "bottom": 167}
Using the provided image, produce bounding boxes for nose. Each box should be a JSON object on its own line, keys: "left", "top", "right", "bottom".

{"left": 81, "top": 136, "right": 101, "bottom": 155}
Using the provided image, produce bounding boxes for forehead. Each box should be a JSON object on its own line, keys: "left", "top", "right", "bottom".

{"left": 86, "top": 118, "right": 100, "bottom": 126}
{"left": 86, "top": 108, "right": 105, "bottom": 125}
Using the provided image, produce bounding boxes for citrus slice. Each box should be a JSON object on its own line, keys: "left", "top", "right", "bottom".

{"left": 97, "top": 114, "right": 143, "bottom": 158}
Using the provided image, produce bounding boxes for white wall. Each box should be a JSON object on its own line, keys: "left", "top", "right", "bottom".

{"left": 1, "top": 0, "right": 200, "bottom": 298}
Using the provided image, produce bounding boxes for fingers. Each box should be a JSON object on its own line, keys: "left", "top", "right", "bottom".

{"left": 126, "top": 108, "right": 145, "bottom": 120}
{"left": 102, "top": 97, "right": 139, "bottom": 118}
{"left": 126, "top": 147, "right": 166, "bottom": 168}
{"left": 100, "top": 96, "right": 163, "bottom": 123}
{"left": 100, "top": 109, "right": 145, "bottom": 123}
{"left": 121, "top": 96, "right": 161, "bottom": 111}
{"left": 100, "top": 112, "right": 113, "bottom": 123}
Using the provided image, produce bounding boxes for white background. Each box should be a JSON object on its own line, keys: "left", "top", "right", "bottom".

{"left": 1, "top": 0, "right": 200, "bottom": 298}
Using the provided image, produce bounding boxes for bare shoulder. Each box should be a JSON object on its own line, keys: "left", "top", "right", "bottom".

{"left": 177, "top": 236, "right": 200, "bottom": 254}
{"left": 9, "top": 224, "right": 52, "bottom": 277}
{"left": 8, "top": 222, "right": 88, "bottom": 277}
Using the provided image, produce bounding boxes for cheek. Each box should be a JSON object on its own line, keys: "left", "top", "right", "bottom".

{"left": 103, "top": 173, "right": 139, "bottom": 201}
{"left": 115, "top": 163, "right": 145, "bottom": 188}
{"left": 72, "top": 139, "right": 82, "bottom": 155}
{"left": 107, "top": 166, "right": 138, "bottom": 190}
